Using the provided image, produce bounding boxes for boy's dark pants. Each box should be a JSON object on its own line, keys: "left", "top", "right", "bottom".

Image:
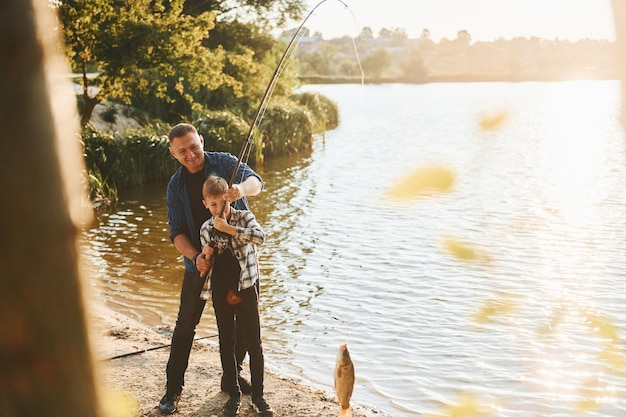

{"left": 165, "top": 270, "right": 247, "bottom": 392}
{"left": 212, "top": 284, "right": 264, "bottom": 399}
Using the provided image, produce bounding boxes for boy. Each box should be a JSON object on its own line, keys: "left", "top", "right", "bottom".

{"left": 197, "top": 175, "right": 273, "bottom": 416}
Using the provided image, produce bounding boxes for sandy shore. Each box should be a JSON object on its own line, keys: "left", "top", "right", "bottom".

{"left": 89, "top": 301, "right": 389, "bottom": 417}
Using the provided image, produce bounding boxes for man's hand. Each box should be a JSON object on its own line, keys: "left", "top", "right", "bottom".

{"left": 223, "top": 184, "right": 242, "bottom": 202}
{"left": 197, "top": 245, "right": 214, "bottom": 275}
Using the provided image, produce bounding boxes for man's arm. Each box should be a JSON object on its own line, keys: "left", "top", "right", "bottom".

{"left": 225, "top": 176, "right": 262, "bottom": 202}
{"left": 173, "top": 233, "right": 200, "bottom": 261}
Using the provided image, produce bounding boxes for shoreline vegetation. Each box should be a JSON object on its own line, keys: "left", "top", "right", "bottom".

{"left": 83, "top": 89, "right": 339, "bottom": 209}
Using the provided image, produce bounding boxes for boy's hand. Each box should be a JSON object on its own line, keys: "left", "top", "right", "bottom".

{"left": 213, "top": 216, "right": 228, "bottom": 232}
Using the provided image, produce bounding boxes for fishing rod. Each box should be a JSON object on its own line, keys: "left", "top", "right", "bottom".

{"left": 105, "top": 334, "right": 218, "bottom": 361}
{"left": 220, "top": 0, "right": 352, "bottom": 211}
{"left": 201, "top": 0, "right": 355, "bottom": 284}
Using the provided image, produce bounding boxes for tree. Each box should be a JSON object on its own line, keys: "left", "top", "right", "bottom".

{"left": 298, "top": 42, "right": 341, "bottom": 76}
{"left": 359, "top": 26, "right": 374, "bottom": 40}
{"left": 1, "top": 0, "right": 102, "bottom": 416}
{"left": 378, "top": 27, "right": 408, "bottom": 45}
{"left": 182, "top": 0, "right": 305, "bottom": 27}
{"left": 400, "top": 48, "right": 428, "bottom": 82}
{"left": 56, "top": 0, "right": 308, "bottom": 124}
{"left": 55, "top": 0, "right": 115, "bottom": 125}
{"left": 417, "top": 28, "right": 436, "bottom": 63}
{"left": 201, "top": 20, "right": 281, "bottom": 118}
{"left": 338, "top": 59, "right": 360, "bottom": 77}
{"left": 361, "top": 47, "right": 391, "bottom": 79}
{"left": 456, "top": 29, "right": 472, "bottom": 46}
{"left": 57, "top": 0, "right": 238, "bottom": 124}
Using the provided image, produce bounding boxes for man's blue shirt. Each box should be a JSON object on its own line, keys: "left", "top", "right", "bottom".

{"left": 166, "top": 151, "right": 262, "bottom": 271}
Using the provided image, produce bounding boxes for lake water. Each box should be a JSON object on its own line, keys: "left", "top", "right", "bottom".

{"left": 82, "top": 81, "right": 626, "bottom": 416}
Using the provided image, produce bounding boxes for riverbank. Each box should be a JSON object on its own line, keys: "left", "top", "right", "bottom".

{"left": 89, "top": 301, "right": 388, "bottom": 417}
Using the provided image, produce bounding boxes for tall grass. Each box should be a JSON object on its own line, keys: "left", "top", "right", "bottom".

{"left": 82, "top": 124, "right": 177, "bottom": 189}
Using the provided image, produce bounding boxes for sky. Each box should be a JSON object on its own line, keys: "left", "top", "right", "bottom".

{"left": 301, "top": 0, "right": 616, "bottom": 42}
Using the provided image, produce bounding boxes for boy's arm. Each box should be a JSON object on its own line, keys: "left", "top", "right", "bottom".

{"left": 232, "top": 211, "right": 265, "bottom": 245}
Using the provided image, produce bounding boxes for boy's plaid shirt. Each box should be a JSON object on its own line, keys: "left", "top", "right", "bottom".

{"left": 199, "top": 207, "right": 265, "bottom": 299}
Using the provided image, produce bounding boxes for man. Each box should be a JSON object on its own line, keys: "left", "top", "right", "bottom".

{"left": 159, "top": 123, "right": 263, "bottom": 414}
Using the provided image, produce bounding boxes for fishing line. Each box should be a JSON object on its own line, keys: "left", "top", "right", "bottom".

{"left": 332, "top": 315, "right": 352, "bottom": 344}
{"left": 202, "top": 0, "right": 363, "bottom": 285}
{"left": 235, "top": 0, "right": 364, "bottom": 184}
{"left": 296, "top": 1, "right": 364, "bottom": 336}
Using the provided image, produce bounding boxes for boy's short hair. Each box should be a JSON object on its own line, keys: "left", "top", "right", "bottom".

{"left": 202, "top": 175, "right": 228, "bottom": 199}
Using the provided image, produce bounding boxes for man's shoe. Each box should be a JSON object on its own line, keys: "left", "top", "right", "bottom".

{"left": 158, "top": 389, "right": 181, "bottom": 415}
{"left": 221, "top": 375, "right": 252, "bottom": 395}
{"left": 251, "top": 396, "right": 274, "bottom": 416}
{"left": 222, "top": 396, "right": 241, "bottom": 416}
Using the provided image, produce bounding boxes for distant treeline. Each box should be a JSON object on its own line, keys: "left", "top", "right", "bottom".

{"left": 294, "top": 28, "right": 617, "bottom": 82}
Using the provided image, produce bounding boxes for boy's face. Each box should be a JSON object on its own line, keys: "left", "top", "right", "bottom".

{"left": 202, "top": 193, "right": 229, "bottom": 217}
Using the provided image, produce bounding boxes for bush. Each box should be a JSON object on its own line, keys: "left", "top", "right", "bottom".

{"left": 259, "top": 99, "right": 313, "bottom": 157}
{"left": 82, "top": 124, "right": 177, "bottom": 192}
{"left": 290, "top": 91, "right": 339, "bottom": 132}
{"left": 193, "top": 110, "right": 250, "bottom": 157}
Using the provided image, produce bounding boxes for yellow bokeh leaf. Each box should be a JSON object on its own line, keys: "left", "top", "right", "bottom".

{"left": 587, "top": 314, "right": 620, "bottom": 342}
{"left": 100, "top": 388, "right": 139, "bottom": 417}
{"left": 598, "top": 343, "right": 626, "bottom": 371}
{"left": 479, "top": 111, "right": 508, "bottom": 131}
{"left": 386, "top": 165, "right": 455, "bottom": 200}
{"left": 425, "top": 392, "right": 492, "bottom": 417}
{"left": 474, "top": 298, "right": 516, "bottom": 325}
{"left": 441, "top": 236, "right": 491, "bottom": 264}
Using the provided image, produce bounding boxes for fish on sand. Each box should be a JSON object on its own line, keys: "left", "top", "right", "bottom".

{"left": 334, "top": 343, "right": 355, "bottom": 417}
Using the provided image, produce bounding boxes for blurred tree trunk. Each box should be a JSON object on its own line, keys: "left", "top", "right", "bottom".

{"left": 614, "top": 0, "right": 626, "bottom": 129}
{"left": 0, "top": 1, "right": 102, "bottom": 417}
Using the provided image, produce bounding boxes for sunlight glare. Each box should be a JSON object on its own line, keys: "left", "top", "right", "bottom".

{"left": 539, "top": 83, "right": 607, "bottom": 222}
{"left": 531, "top": 301, "right": 623, "bottom": 412}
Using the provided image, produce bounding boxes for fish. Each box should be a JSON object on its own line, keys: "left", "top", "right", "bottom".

{"left": 334, "top": 343, "right": 355, "bottom": 417}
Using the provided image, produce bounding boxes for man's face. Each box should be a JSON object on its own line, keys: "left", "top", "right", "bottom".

{"left": 169, "top": 131, "right": 205, "bottom": 173}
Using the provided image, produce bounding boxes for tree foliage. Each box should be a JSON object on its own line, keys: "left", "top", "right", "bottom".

{"left": 55, "top": 0, "right": 306, "bottom": 124}
{"left": 58, "top": 0, "right": 236, "bottom": 124}
{"left": 361, "top": 47, "right": 391, "bottom": 79}
{"left": 182, "top": 0, "right": 304, "bottom": 27}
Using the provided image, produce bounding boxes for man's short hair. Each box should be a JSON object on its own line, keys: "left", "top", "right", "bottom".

{"left": 168, "top": 123, "right": 197, "bottom": 142}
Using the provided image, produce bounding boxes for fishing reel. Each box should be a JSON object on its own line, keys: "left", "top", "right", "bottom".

{"left": 210, "top": 230, "right": 231, "bottom": 255}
